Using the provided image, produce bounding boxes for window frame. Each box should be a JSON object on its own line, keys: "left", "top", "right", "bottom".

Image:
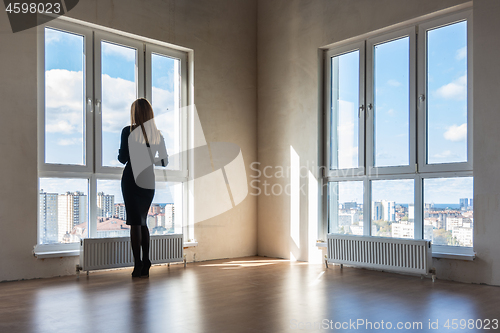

{"left": 323, "top": 8, "right": 474, "bottom": 257}
{"left": 37, "top": 20, "right": 94, "bottom": 174}
{"left": 324, "top": 41, "right": 365, "bottom": 178}
{"left": 145, "top": 43, "right": 189, "bottom": 180}
{"left": 366, "top": 26, "right": 417, "bottom": 175}
{"left": 36, "top": 18, "right": 190, "bottom": 253}
{"left": 417, "top": 10, "right": 473, "bottom": 173}
{"left": 94, "top": 30, "right": 145, "bottom": 175}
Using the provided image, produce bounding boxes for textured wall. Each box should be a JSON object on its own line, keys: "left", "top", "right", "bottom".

{"left": 257, "top": 0, "right": 500, "bottom": 286}
{"left": 0, "top": 0, "right": 257, "bottom": 281}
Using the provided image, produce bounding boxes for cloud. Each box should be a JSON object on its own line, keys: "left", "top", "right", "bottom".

{"left": 456, "top": 47, "right": 467, "bottom": 61}
{"left": 101, "top": 74, "right": 136, "bottom": 133}
{"left": 424, "top": 176, "right": 473, "bottom": 204}
{"left": 39, "top": 178, "right": 88, "bottom": 194}
{"left": 108, "top": 160, "right": 122, "bottom": 167}
{"left": 432, "top": 150, "right": 456, "bottom": 159}
{"left": 387, "top": 109, "right": 394, "bottom": 115}
{"left": 387, "top": 79, "right": 401, "bottom": 87}
{"left": 100, "top": 75, "right": 176, "bottom": 135}
{"left": 444, "top": 123, "right": 467, "bottom": 142}
{"left": 45, "top": 29, "right": 61, "bottom": 44}
{"left": 102, "top": 42, "right": 136, "bottom": 62}
{"left": 337, "top": 181, "right": 364, "bottom": 203}
{"left": 45, "top": 69, "right": 84, "bottom": 134}
{"left": 372, "top": 179, "right": 414, "bottom": 203}
{"left": 58, "top": 138, "right": 83, "bottom": 146}
{"left": 151, "top": 86, "right": 176, "bottom": 135}
{"left": 435, "top": 75, "right": 467, "bottom": 100}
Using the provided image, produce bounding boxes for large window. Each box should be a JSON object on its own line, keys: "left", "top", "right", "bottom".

{"left": 37, "top": 20, "right": 188, "bottom": 251}
{"left": 325, "top": 10, "right": 473, "bottom": 255}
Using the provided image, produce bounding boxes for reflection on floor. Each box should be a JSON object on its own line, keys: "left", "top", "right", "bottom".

{"left": 0, "top": 256, "right": 499, "bottom": 333}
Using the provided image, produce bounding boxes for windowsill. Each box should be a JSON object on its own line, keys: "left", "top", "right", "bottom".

{"left": 34, "top": 250, "right": 80, "bottom": 259}
{"left": 432, "top": 251, "right": 476, "bottom": 261}
{"left": 33, "top": 243, "right": 80, "bottom": 259}
{"left": 34, "top": 241, "right": 198, "bottom": 259}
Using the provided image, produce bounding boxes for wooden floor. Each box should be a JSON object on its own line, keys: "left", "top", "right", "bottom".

{"left": 0, "top": 256, "right": 499, "bottom": 333}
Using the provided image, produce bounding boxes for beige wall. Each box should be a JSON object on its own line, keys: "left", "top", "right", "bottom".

{"left": 0, "top": 0, "right": 257, "bottom": 281}
{"left": 257, "top": 0, "right": 500, "bottom": 286}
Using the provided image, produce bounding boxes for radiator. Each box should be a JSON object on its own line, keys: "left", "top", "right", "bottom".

{"left": 326, "top": 234, "right": 434, "bottom": 279}
{"left": 77, "top": 234, "right": 184, "bottom": 275}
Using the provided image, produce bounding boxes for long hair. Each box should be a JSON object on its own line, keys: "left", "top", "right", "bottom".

{"left": 130, "top": 98, "right": 161, "bottom": 145}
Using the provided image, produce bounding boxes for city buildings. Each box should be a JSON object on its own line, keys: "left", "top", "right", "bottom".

{"left": 97, "top": 192, "right": 115, "bottom": 218}
{"left": 334, "top": 197, "right": 473, "bottom": 247}
{"left": 39, "top": 190, "right": 176, "bottom": 242}
{"left": 39, "top": 190, "right": 58, "bottom": 244}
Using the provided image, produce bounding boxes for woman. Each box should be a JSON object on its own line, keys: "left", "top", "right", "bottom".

{"left": 118, "top": 98, "right": 168, "bottom": 278}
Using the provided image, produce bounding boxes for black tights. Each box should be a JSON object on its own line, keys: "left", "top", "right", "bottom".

{"left": 130, "top": 225, "right": 150, "bottom": 266}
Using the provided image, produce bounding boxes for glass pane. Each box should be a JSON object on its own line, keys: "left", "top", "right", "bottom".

{"left": 330, "top": 50, "right": 359, "bottom": 170}
{"left": 150, "top": 182, "right": 183, "bottom": 235}
{"left": 427, "top": 21, "right": 468, "bottom": 164}
{"left": 95, "top": 180, "right": 183, "bottom": 237}
{"left": 96, "top": 179, "right": 129, "bottom": 238}
{"left": 424, "top": 177, "right": 473, "bottom": 247}
{"left": 151, "top": 53, "right": 181, "bottom": 170}
{"left": 101, "top": 41, "right": 138, "bottom": 167}
{"left": 328, "top": 181, "right": 364, "bottom": 235}
{"left": 39, "top": 178, "right": 88, "bottom": 244}
{"left": 371, "top": 179, "right": 414, "bottom": 238}
{"left": 44, "top": 28, "right": 85, "bottom": 165}
{"left": 374, "top": 36, "right": 410, "bottom": 167}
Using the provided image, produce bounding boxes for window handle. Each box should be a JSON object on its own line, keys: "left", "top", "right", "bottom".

{"left": 367, "top": 103, "right": 373, "bottom": 116}
{"left": 95, "top": 99, "right": 101, "bottom": 115}
{"left": 87, "top": 98, "right": 93, "bottom": 113}
{"left": 358, "top": 105, "right": 364, "bottom": 118}
{"left": 419, "top": 94, "right": 425, "bottom": 103}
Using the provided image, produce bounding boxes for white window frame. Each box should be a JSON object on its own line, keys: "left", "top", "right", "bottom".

{"left": 145, "top": 43, "right": 189, "bottom": 180}
{"left": 324, "top": 41, "right": 365, "bottom": 178}
{"left": 37, "top": 20, "right": 94, "bottom": 175}
{"left": 94, "top": 30, "right": 145, "bottom": 175}
{"left": 323, "top": 8, "right": 474, "bottom": 257}
{"left": 366, "top": 26, "right": 417, "bottom": 175}
{"left": 36, "top": 18, "right": 190, "bottom": 255}
{"left": 417, "top": 10, "right": 473, "bottom": 173}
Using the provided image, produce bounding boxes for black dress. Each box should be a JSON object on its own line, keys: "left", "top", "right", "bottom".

{"left": 118, "top": 126, "right": 168, "bottom": 226}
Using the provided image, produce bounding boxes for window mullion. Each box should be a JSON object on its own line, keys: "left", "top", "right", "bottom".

{"left": 414, "top": 175, "right": 423, "bottom": 240}
{"left": 89, "top": 174, "right": 97, "bottom": 238}
{"left": 363, "top": 177, "right": 371, "bottom": 236}
{"left": 359, "top": 41, "right": 366, "bottom": 175}
{"left": 93, "top": 33, "right": 103, "bottom": 174}
{"left": 365, "top": 37, "right": 374, "bottom": 176}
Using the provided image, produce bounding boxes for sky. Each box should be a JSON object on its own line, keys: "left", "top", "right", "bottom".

{"left": 44, "top": 27, "right": 181, "bottom": 203}
{"left": 373, "top": 36, "right": 410, "bottom": 167}
{"left": 332, "top": 176, "right": 473, "bottom": 206}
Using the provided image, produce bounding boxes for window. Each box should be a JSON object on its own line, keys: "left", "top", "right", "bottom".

{"left": 37, "top": 19, "right": 188, "bottom": 251}
{"left": 328, "top": 181, "right": 364, "bottom": 235}
{"left": 325, "top": 10, "right": 473, "bottom": 255}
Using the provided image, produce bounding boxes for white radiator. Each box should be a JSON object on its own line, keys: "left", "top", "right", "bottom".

{"left": 77, "top": 234, "right": 184, "bottom": 275}
{"left": 326, "top": 234, "right": 434, "bottom": 278}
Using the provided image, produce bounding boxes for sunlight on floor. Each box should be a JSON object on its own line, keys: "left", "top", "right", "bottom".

{"left": 200, "top": 259, "right": 310, "bottom": 269}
